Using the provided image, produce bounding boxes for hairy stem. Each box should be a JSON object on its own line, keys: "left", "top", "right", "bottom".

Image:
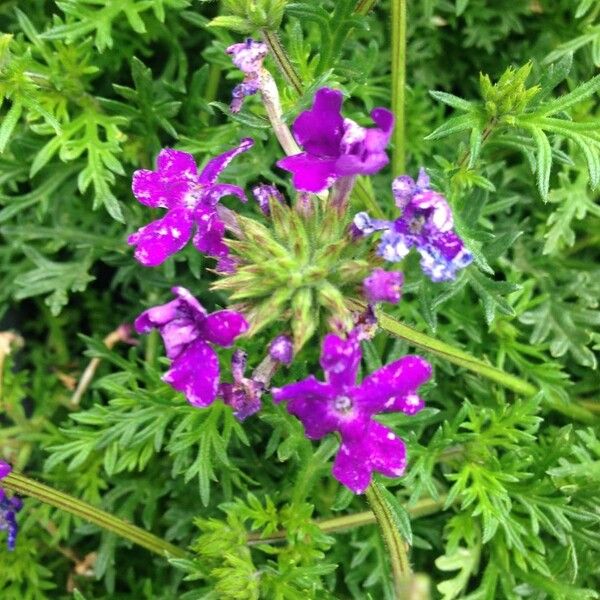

{"left": 247, "top": 494, "right": 447, "bottom": 544}
{"left": 346, "top": 299, "right": 537, "bottom": 396}
{"left": 1, "top": 471, "right": 188, "bottom": 559}
{"left": 391, "top": 0, "right": 407, "bottom": 175}
{"left": 355, "top": 0, "right": 379, "bottom": 15}
{"left": 366, "top": 482, "right": 411, "bottom": 598}
{"left": 261, "top": 29, "right": 303, "bottom": 95}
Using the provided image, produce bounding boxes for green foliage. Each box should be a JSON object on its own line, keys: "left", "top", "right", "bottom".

{"left": 1, "top": 0, "right": 599, "bottom": 599}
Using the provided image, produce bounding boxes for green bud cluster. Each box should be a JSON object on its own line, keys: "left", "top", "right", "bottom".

{"left": 212, "top": 199, "right": 376, "bottom": 351}
{"left": 479, "top": 63, "right": 540, "bottom": 121}
{"left": 209, "top": 0, "right": 288, "bottom": 34}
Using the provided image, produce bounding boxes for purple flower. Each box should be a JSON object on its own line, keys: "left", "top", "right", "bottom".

{"left": 252, "top": 184, "right": 285, "bottom": 216}
{"left": 0, "top": 462, "right": 22, "bottom": 551}
{"left": 363, "top": 268, "right": 403, "bottom": 305}
{"left": 135, "top": 287, "right": 249, "bottom": 408}
{"left": 272, "top": 332, "right": 431, "bottom": 493}
{"left": 220, "top": 349, "right": 264, "bottom": 421}
{"left": 269, "top": 335, "right": 293, "bottom": 365}
{"left": 354, "top": 168, "right": 473, "bottom": 282}
{"left": 0, "top": 461, "right": 10, "bottom": 479}
{"left": 128, "top": 138, "right": 254, "bottom": 267}
{"left": 277, "top": 88, "right": 394, "bottom": 193}
{"left": 226, "top": 39, "right": 269, "bottom": 113}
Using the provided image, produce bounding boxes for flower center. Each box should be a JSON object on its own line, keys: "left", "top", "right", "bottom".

{"left": 408, "top": 214, "right": 426, "bottom": 233}
{"left": 334, "top": 395, "right": 353, "bottom": 414}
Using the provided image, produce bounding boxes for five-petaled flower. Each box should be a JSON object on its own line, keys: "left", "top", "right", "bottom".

{"left": 128, "top": 138, "right": 254, "bottom": 267}
{"left": 0, "top": 461, "right": 22, "bottom": 551}
{"left": 220, "top": 349, "right": 264, "bottom": 421}
{"left": 354, "top": 168, "right": 473, "bottom": 282}
{"left": 135, "top": 287, "right": 248, "bottom": 408}
{"left": 226, "top": 39, "right": 269, "bottom": 113}
{"left": 272, "top": 332, "right": 431, "bottom": 493}
{"left": 277, "top": 87, "right": 394, "bottom": 193}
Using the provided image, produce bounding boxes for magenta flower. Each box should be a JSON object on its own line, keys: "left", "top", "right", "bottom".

{"left": 354, "top": 168, "right": 473, "bottom": 282}
{"left": 226, "top": 39, "right": 268, "bottom": 113}
{"left": 272, "top": 332, "right": 431, "bottom": 493}
{"left": 0, "top": 461, "right": 22, "bottom": 551}
{"left": 269, "top": 335, "right": 293, "bottom": 365}
{"left": 128, "top": 138, "right": 254, "bottom": 267}
{"left": 277, "top": 88, "right": 394, "bottom": 193}
{"left": 220, "top": 349, "right": 264, "bottom": 421}
{"left": 363, "top": 268, "right": 403, "bottom": 305}
{"left": 135, "top": 287, "right": 249, "bottom": 408}
{"left": 252, "top": 184, "right": 285, "bottom": 216}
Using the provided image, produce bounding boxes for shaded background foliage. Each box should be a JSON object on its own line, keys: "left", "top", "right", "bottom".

{"left": 0, "top": 0, "right": 599, "bottom": 598}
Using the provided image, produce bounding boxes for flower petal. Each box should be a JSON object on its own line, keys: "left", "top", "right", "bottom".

{"left": 203, "top": 183, "right": 247, "bottom": 206}
{"left": 201, "top": 310, "right": 249, "bottom": 347}
{"left": 277, "top": 153, "right": 338, "bottom": 193}
{"left": 197, "top": 138, "right": 254, "bottom": 185}
{"left": 319, "top": 332, "right": 361, "bottom": 390}
{"left": 271, "top": 376, "right": 338, "bottom": 439}
{"left": 163, "top": 339, "right": 220, "bottom": 408}
{"left": 292, "top": 87, "right": 345, "bottom": 157}
{"left": 333, "top": 421, "right": 407, "bottom": 493}
{"left": 354, "top": 355, "right": 432, "bottom": 414}
{"left": 363, "top": 268, "right": 404, "bottom": 305}
{"left": 417, "top": 231, "right": 473, "bottom": 282}
{"left": 0, "top": 461, "right": 11, "bottom": 479}
{"left": 128, "top": 208, "right": 193, "bottom": 267}
{"left": 193, "top": 206, "right": 228, "bottom": 258}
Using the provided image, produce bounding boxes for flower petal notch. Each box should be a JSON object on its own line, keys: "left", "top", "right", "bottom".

{"left": 128, "top": 139, "right": 254, "bottom": 267}
{"left": 354, "top": 167, "right": 473, "bottom": 282}
{"left": 272, "top": 331, "right": 432, "bottom": 493}
{"left": 135, "top": 287, "right": 249, "bottom": 408}
{"left": 277, "top": 87, "right": 394, "bottom": 193}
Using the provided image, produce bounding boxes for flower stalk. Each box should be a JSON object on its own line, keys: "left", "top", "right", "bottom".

{"left": 0, "top": 471, "right": 188, "bottom": 559}
{"left": 355, "top": 0, "right": 379, "bottom": 15}
{"left": 261, "top": 29, "right": 303, "bottom": 94}
{"left": 247, "top": 494, "right": 447, "bottom": 545}
{"left": 366, "top": 481, "right": 412, "bottom": 598}
{"left": 391, "top": 0, "right": 407, "bottom": 175}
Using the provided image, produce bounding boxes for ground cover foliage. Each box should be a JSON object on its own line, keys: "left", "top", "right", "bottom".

{"left": 0, "top": 0, "right": 599, "bottom": 598}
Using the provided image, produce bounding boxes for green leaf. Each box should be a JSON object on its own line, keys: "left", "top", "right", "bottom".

{"left": 0, "top": 102, "right": 23, "bottom": 152}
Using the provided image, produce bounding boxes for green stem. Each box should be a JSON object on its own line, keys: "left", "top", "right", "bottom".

{"left": 391, "top": 0, "right": 407, "bottom": 175}
{"left": 261, "top": 29, "right": 303, "bottom": 95}
{"left": 346, "top": 299, "right": 537, "bottom": 397}
{"left": 1, "top": 472, "right": 188, "bottom": 559}
{"left": 355, "top": 0, "right": 379, "bottom": 15}
{"left": 248, "top": 494, "right": 447, "bottom": 545}
{"left": 366, "top": 482, "right": 411, "bottom": 598}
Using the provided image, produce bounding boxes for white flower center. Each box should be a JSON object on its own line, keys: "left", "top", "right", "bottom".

{"left": 334, "top": 395, "right": 353, "bottom": 414}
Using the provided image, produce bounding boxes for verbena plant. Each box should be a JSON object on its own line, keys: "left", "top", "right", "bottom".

{"left": 1, "top": 1, "right": 599, "bottom": 598}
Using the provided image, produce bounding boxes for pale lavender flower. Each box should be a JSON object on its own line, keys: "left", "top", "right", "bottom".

{"left": 272, "top": 332, "right": 431, "bottom": 493}
{"left": 252, "top": 184, "right": 285, "bottom": 216}
{"left": 128, "top": 139, "right": 254, "bottom": 267}
{"left": 354, "top": 168, "right": 473, "bottom": 282}
{"left": 277, "top": 88, "right": 394, "bottom": 193}
{"left": 363, "top": 269, "right": 403, "bottom": 304}
{"left": 269, "top": 335, "right": 293, "bottom": 365}
{"left": 226, "top": 39, "right": 269, "bottom": 113}
{"left": 220, "top": 349, "right": 264, "bottom": 421}
{"left": 0, "top": 461, "right": 22, "bottom": 551}
{"left": 135, "top": 287, "right": 249, "bottom": 408}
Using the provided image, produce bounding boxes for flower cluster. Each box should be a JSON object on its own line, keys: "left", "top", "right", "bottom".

{"left": 127, "top": 40, "right": 473, "bottom": 492}
{"left": 354, "top": 168, "right": 473, "bottom": 282}
{"left": 0, "top": 461, "right": 22, "bottom": 551}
